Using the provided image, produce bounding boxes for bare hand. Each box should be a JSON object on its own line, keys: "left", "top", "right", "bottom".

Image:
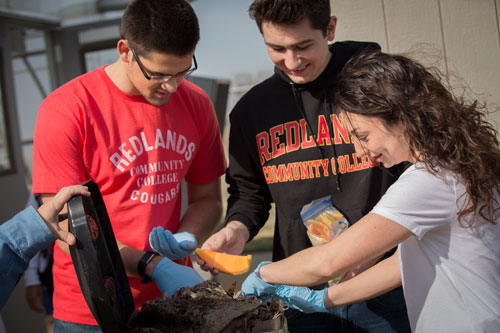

{"left": 196, "top": 221, "right": 249, "bottom": 274}
{"left": 25, "top": 285, "right": 45, "bottom": 312}
{"left": 37, "top": 185, "right": 90, "bottom": 246}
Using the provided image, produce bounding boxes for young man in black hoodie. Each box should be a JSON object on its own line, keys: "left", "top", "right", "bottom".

{"left": 200, "top": 0, "right": 411, "bottom": 331}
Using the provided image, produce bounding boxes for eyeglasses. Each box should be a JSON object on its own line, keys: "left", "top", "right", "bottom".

{"left": 131, "top": 47, "right": 197, "bottom": 82}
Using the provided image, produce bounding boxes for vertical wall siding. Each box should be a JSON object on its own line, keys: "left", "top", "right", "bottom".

{"left": 440, "top": 0, "right": 500, "bottom": 119}
{"left": 332, "top": 0, "right": 500, "bottom": 128}
{"left": 383, "top": 1, "right": 444, "bottom": 64}
{"left": 497, "top": 0, "right": 500, "bottom": 46}
{"left": 333, "top": 0, "right": 389, "bottom": 50}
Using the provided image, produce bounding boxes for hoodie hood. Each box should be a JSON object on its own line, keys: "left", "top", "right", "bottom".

{"left": 274, "top": 41, "right": 381, "bottom": 191}
{"left": 274, "top": 41, "right": 380, "bottom": 89}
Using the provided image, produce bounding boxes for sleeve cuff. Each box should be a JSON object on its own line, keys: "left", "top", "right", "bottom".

{"left": 3, "top": 207, "right": 56, "bottom": 261}
{"left": 224, "top": 213, "right": 259, "bottom": 241}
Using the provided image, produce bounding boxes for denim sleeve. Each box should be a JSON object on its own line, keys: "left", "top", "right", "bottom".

{"left": 0, "top": 207, "right": 55, "bottom": 308}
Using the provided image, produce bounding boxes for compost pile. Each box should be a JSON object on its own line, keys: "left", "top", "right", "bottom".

{"left": 128, "top": 280, "right": 283, "bottom": 333}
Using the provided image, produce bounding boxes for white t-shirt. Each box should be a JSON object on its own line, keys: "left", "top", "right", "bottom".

{"left": 371, "top": 164, "right": 500, "bottom": 332}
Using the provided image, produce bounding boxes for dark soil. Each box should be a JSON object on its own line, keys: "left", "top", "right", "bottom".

{"left": 128, "top": 280, "right": 283, "bottom": 333}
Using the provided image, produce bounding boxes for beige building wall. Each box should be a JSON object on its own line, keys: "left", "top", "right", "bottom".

{"left": 331, "top": 0, "right": 500, "bottom": 128}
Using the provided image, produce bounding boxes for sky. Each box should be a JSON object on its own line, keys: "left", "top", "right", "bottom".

{"left": 189, "top": 0, "right": 274, "bottom": 81}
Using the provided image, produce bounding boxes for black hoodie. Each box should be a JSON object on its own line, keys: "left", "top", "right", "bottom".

{"left": 225, "top": 41, "right": 406, "bottom": 263}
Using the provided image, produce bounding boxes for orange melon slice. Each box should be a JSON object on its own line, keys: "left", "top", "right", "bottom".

{"left": 330, "top": 212, "right": 344, "bottom": 221}
{"left": 195, "top": 248, "right": 252, "bottom": 275}
{"left": 307, "top": 220, "right": 332, "bottom": 243}
{"left": 316, "top": 214, "right": 334, "bottom": 226}
{"left": 316, "top": 212, "right": 344, "bottom": 226}
{"left": 307, "top": 230, "right": 328, "bottom": 246}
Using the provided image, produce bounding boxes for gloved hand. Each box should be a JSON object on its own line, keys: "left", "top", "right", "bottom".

{"left": 149, "top": 226, "right": 197, "bottom": 260}
{"left": 241, "top": 261, "right": 277, "bottom": 300}
{"left": 276, "top": 285, "right": 328, "bottom": 313}
{"left": 151, "top": 257, "right": 204, "bottom": 297}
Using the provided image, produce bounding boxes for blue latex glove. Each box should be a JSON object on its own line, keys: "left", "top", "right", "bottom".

{"left": 276, "top": 285, "right": 328, "bottom": 313}
{"left": 151, "top": 257, "right": 204, "bottom": 297}
{"left": 241, "top": 261, "right": 277, "bottom": 300}
{"left": 149, "top": 226, "right": 197, "bottom": 260}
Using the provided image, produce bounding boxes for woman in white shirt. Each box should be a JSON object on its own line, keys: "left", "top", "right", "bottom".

{"left": 241, "top": 50, "right": 500, "bottom": 332}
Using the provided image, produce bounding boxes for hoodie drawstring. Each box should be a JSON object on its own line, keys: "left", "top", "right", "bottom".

{"left": 290, "top": 82, "right": 341, "bottom": 191}
{"left": 324, "top": 91, "right": 341, "bottom": 191}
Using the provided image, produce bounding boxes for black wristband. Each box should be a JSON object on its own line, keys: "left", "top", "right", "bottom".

{"left": 138, "top": 251, "right": 156, "bottom": 284}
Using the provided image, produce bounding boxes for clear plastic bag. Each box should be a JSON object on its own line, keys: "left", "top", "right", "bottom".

{"left": 300, "top": 196, "right": 349, "bottom": 284}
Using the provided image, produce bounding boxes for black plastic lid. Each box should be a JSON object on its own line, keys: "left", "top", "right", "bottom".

{"left": 67, "top": 180, "right": 134, "bottom": 332}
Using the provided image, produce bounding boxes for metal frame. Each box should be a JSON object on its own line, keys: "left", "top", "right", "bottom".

{"left": 0, "top": 47, "right": 15, "bottom": 176}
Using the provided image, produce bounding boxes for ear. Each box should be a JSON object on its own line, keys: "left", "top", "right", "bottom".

{"left": 326, "top": 16, "right": 337, "bottom": 42}
{"left": 117, "top": 39, "right": 132, "bottom": 63}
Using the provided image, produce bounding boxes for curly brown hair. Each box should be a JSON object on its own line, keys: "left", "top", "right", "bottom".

{"left": 334, "top": 50, "right": 500, "bottom": 225}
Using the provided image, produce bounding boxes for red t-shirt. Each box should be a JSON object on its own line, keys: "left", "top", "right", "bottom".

{"left": 32, "top": 66, "right": 226, "bottom": 325}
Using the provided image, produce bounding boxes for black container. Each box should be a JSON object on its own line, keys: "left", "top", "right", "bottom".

{"left": 67, "top": 180, "right": 134, "bottom": 333}
{"left": 66, "top": 180, "right": 285, "bottom": 332}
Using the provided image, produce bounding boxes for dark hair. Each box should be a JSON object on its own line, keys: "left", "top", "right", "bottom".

{"left": 121, "top": 0, "right": 199, "bottom": 57}
{"left": 334, "top": 50, "right": 500, "bottom": 225}
{"left": 249, "top": 0, "right": 331, "bottom": 36}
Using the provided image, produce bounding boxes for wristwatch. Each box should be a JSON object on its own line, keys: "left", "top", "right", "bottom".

{"left": 138, "top": 250, "right": 156, "bottom": 284}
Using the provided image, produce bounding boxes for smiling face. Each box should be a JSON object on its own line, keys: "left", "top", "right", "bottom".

{"left": 343, "top": 112, "right": 412, "bottom": 168}
{"left": 261, "top": 17, "right": 336, "bottom": 84}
